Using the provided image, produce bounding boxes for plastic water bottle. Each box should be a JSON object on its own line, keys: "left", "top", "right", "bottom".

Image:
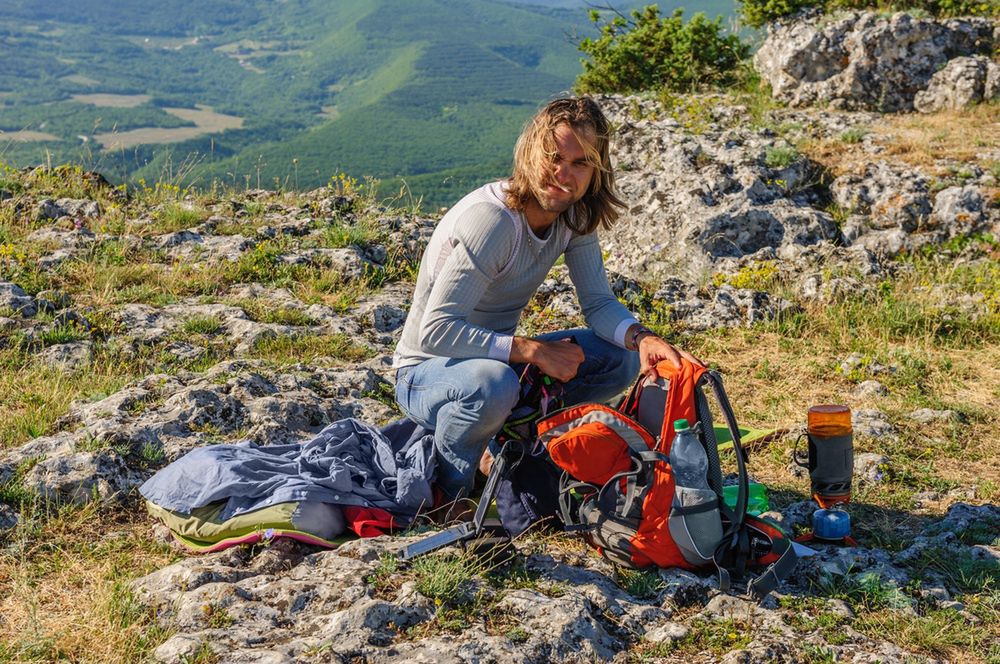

{"left": 669, "top": 418, "right": 709, "bottom": 489}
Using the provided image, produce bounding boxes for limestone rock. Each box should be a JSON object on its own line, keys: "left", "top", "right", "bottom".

{"left": 852, "top": 409, "right": 898, "bottom": 440}
{"left": 34, "top": 197, "right": 101, "bottom": 220}
{"left": 0, "top": 282, "right": 37, "bottom": 317}
{"left": 932, "top": 185, "right": 987, "bottom": 237}
{"left": 755, "top": 12, "right": 998, "bottom": 111}
{"left": 36, "top": 340, "right": 94, "bottom": 371}
{"left": 908, "top": 408, "right": 965, "bottom": 424}
{"left": 854, "top": 452, "right": 891, "bottom": 485}
{"left": 852, "top": 380, "right": 887, "bottom": 398}
{"left": 914, "top": 56, "right": 1000, "bottom": 113}
{"left": 830, "top": 162, "right": 931, "bottom": 247}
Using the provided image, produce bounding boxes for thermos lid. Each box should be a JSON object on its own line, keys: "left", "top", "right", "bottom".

{"left": 808, "top": 404, "right": 852, "bottom": 437}
{"left": 673, "top": 419, "right": 689, "bottom": 431}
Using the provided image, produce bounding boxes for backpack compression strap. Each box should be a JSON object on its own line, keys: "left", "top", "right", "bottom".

{"left": 703, "top": 371, "right": 798, "bottom": 601}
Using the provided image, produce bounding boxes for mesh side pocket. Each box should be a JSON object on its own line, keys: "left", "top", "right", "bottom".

{"left": 668, "top": 487, "right": 723, "bottom": 566}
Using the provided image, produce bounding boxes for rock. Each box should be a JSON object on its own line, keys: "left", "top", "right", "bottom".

{"left": 852, "top": 409, "right": 898, "bottom": 440}
{"left": 56, "top": 197, "right": 101, "bottom": 218}
{"left": 596, "top": 96, "right": 842, "bottom": 284}
{"left": 28, "top": 225, "right": 97, "bottom": 251}
{"left": 657, "top": 568, "right": 716, "bottom": 607}
{"left": 838, "top": 353, "right": 897, "bottom": 378}
{"left": 912, "top": 490, "right": 942, "bottom": 508}
{"left": 156, "top": 230, "right": 253, "bottom": 263}
{"left": 34, "top": 197, "right": 101, "bottom": 221}
{"left": 22, "top": 449, "right": 144, "bottom": 505}
{"left": 932, "top": 185, "right": 986, "bottom": 237}
{"left": 914, "top": 56, "right": 1000, "bottom": 113}
{"left": 644, "top": 621, "right": 689, "bottom": 644}
{"left": 36, "top": 340, "right": 94, "bottom": 371}
{"left": 830, "top": 162, "right": 931, "bottom": 241}
{"left": 908, "top": 408, "right": 965, "bottom": 424}
{"left": 0, "top": 502, "right": 18, "bottom": 531}
{"left": 703, "top": 594, "right": 765, "bottom": 619}
{"left": 762, "top": 500, "right": 815, "bottom": 533}
{"left": 0, "top": 282, "right": 36, "bottom": 317}
{"left": 852, "top": 380, "right": 887, "bottom": 398}
{"left": 755, "top": 12, "right": 997, "bottom": 111}
{"left": 35, "top": 289, "right": 72, "bottom": 310}
{"left": 38, "top": 248, "right": 77, "bottom": 270}
{"left": 854, "top": 452, "right": 891, "bottom": 484}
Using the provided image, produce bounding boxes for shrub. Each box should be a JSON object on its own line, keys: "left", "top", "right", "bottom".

{"left": 575, "top": 6, "right": 750, "bottom": 95}
{"left": 738, "top": 0, "right": 999, "bottom": 28}
{"left": 738, "top": 0, "right": 819, "bottom": 28}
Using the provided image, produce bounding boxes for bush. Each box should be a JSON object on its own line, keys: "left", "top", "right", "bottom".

{"left": 738, "top": 0, "right": 819, "bottom": 28}
{"left": 738, "top": 0, "right": 999, "bottom": 27}
{"left": 575, "top": 6, "right": 750, "bottom": 95}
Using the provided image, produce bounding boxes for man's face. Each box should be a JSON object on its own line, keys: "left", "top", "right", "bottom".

{"left": 533, "top": 123, "right": 597, "bottom": 215}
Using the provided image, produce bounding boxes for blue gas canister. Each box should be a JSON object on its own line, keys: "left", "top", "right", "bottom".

{"left": 812, "top": 508, "right": 851, "bottom": 542}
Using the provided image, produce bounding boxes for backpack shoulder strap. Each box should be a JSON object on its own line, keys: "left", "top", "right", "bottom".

{"left": 646, "top": 358, "right": 707, "bottom": 454}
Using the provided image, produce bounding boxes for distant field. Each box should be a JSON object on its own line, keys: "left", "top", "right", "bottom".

{"left": 72, "top": 93, "right": 152, "bottom": 108}
{"left": 1, "top": 130, "right": 60, "bottom": 142}
{"left": 60, "top": 74, "right": 100, "bottom": 86}
{"left": 93, "top": 105, "right": 243, "bottom": 149}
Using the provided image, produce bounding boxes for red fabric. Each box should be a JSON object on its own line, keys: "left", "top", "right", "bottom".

{"left": 342, "top": 506, "right": 398, "bottom": 538}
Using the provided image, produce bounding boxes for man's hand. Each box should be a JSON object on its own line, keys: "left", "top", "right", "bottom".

{"left": 510, "top": 337, "right": 584, "bottom": 383}
{"left": 635, "top": 331, "right": 704, "bottom": 379}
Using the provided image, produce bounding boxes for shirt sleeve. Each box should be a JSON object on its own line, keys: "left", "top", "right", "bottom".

{"left": 416, "top": 203, "right": 518, "bottom": 361}
{"left": 564, "top": 230, "right": 639, "bottom": 348}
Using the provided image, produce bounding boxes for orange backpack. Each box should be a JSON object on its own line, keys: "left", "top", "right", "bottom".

{"left": 537, "top": 358, "right": 797, "bottom": 600}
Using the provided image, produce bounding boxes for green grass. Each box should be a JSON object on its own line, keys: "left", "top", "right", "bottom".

{"left": 181, "top": 315, "right": 225, "bottom": 336}
{"left": 839, "top": 127, "right": 868, "bottom": 144}
{"left": 764, "top": 144, "right": 800, "bottom": 169}
{"left": 247, "top": 333, "right": 374, "bottom": 365}
{"left": 152, "top": 203, "right": 208, "bottom": 232}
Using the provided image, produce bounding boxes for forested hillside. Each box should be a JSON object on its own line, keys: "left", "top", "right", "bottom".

{"left": 0, "top": 0, "right": 735, "bottom": 207}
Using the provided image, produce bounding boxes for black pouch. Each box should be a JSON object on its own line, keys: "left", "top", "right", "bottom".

{"left": 495, "top": 443, "right": 562, "bottom": 536}
{"left": 491, "top": 364, "right": 565, "bottom": 537}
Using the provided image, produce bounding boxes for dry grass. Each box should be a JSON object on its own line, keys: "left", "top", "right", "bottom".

{"left": 678, "top": 240, "right": 1000, "bottom": 507}
{"left": 0, "top": 500, "right": 178, "bottom": 663}
{"left": 803, "top": 102, "right": 1000, "bottom": 178}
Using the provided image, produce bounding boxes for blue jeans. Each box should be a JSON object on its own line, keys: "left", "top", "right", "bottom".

{"left": 395, "top": 328, "right": 640, "bottom": 498}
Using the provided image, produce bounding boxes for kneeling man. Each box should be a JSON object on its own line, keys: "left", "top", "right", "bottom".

{"left": 393, "top": 97, "right": 701, "bottom": 501}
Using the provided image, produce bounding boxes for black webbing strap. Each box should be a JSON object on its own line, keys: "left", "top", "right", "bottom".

{"left": 558, "top": 472, "right": 598, "bottom": 531}
{"left": 747, "top": 536, "right": 799, "bottom": 601}
{"left": 612, "top": 450, "right": 668, "bottom": 519}
{"left": 704, "top": 371, "right": 749, "bottom": 525}
{"left": 599, "top": 461, "right": 643, "bottom": 518}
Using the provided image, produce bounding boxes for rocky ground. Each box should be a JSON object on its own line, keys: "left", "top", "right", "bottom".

{"left": 1, "top": 12, "right": 999, "bottom": 663}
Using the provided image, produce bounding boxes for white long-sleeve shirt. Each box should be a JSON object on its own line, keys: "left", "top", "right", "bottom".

{"left": 392, "top": 181, "right": 638, "bottom": 369}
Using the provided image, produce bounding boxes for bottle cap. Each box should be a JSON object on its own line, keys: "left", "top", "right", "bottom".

{"left": 674, "top": 419, "right": 689, "bottom": 431}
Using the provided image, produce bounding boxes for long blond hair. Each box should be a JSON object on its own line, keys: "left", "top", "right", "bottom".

{"left": 506, "top": 97, "right": 624, "bottom": 234}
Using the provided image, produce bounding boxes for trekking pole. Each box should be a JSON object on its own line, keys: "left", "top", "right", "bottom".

{"left": 400, "top": 441, "right": 512, "bottom": 561}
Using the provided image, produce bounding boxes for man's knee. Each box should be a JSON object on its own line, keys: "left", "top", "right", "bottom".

{"left": 466, "top": 361, "right": 521, "bottom": 414}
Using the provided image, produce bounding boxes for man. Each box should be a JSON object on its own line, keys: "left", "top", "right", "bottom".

{"left": 393, "top": 97, "right": 701, "bottom": 502}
